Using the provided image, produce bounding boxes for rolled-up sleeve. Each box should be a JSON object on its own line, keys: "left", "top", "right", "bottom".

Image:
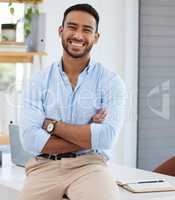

{"left": 20, "top": 72, "right": 50, "bottom": 155}
{"left": 90, "top": 73, "right": 127, "bottom": 150}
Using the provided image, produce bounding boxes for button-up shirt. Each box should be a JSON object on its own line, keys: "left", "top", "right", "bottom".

{"left": 20, "top": 59, "right": 126, "bottom": 158}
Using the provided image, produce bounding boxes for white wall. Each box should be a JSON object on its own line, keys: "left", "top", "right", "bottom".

{"left": 41, "top": 0, "right": 125, "bottom": 74}
{"left": 40, "top": 0, "right": 139, "bottom": 167}
{"left": 123, "top": 0, "right": 139, "bottom": 167}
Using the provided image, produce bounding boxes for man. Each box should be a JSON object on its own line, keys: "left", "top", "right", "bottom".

{"left": 19, "top": 3, "right": 126, "bottom": 200}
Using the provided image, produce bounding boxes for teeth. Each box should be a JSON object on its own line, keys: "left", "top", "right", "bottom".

{"left": 71, "top": 42, "right": 83, "bottom": 47}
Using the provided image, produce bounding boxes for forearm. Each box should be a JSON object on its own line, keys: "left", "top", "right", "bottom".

{"left": 53, "top": 121, "right": 91, "bottom": 149}
{"left": 42, "top": 110, "right": 107, "bottom": 150}
{"left": 41, "top": 135, "right": 83, "bottom": 154}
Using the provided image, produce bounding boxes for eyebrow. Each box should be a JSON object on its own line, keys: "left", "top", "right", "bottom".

{"left": 66, "top": 22, "right": 94, "bottom": 30}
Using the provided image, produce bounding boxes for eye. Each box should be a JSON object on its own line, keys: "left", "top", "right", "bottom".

{"left": 84, "top": 29, "right": 93, "bottom": 33}
{"left": 67, "top": 25, "right": 77, "bottom": 30}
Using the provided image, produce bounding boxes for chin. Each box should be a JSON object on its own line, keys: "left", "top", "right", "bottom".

{"left": 67, "top": 51, "right": 86, "bottom": 59}
{"left": 70, "top": 54, "right": 86, "bottom": 59}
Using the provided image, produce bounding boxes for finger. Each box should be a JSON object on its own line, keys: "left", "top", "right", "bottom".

{"left": 96, "top": 111, "right": 107, "bottom": 120}
{"left": 94, "top": 110, "right": 107, "bottom": 118}
{"left": 93, "top": 118, "right": 103, "bottom": 123}
{"left": 91, "top": 109, "right": 107, "bottom": 123}
{"left": 93, "top": 113, "right": 101, "bottom": 119}
{"left": 96, "top": 116, "right": 106, "bottom": 123}
{"left": 97, "top": 112, "right": 107, "bottom": 121}
{"left": 92, "top": 110, "right": 107, "bottom": 120}
{"left": 93, "top": 114, "right": 107, "bottom": 123}
{"left": 99, "top": 111, "right": 107, "bottom": 119}
{"left": 92, "top": 116, "right": 102, "bottom": 122}
{"left": 97, "top": 108, "right": 106, "bottom": 115}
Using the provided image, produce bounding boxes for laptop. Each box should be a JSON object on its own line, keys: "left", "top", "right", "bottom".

{"left": 8, "top": 123, "right": 33, "bottom": 167}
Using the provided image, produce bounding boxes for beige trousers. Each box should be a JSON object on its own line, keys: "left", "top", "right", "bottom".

{"left": 18, "top": 154, "right": 120, "bottom": 200}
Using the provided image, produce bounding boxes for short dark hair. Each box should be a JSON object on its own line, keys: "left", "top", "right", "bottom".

{"left": 62, "top": 3, "right": 99, "bottom": 32}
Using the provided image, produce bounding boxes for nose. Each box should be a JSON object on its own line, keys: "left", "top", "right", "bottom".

{"left": 72, "top": 29, "right": 84, "bottom": 41}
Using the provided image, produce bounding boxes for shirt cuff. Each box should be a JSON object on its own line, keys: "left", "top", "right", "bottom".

{"left": 90, "top": 122, "right": 118, "bottom": 150}
{"left": 90, "top": 123, "right": 103, "bottom": 149}
{"left": 35, "top": 129, "right": 50, "bottom": 154}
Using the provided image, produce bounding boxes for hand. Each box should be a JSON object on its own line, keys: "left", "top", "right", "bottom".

{"left": 91, "top": 109, "right": 107, "bottom": 123}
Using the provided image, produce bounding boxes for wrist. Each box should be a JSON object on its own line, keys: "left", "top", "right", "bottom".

{"left": 53, "top": 120, "right": 62, "bottom": 136}
{"left": 45, "top": 119, "right": 61, "bottom": 135}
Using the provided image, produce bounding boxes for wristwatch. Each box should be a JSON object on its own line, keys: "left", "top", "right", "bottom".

{"left": 46, "top": 120, "right": 57, "bottom": 135}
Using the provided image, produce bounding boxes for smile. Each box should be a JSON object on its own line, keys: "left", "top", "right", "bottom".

{"left": 69, "top": 40, "right": 85, "bottom": 47}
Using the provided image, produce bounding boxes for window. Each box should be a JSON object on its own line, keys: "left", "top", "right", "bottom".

{"left": 0, "top": 63, "right": 32, "bottom": 134}
{"left": 0, "top": 3, "right": 28, "bottom": 134}
{"left": 0, "top": 64, "right": 16, "bottom": 91}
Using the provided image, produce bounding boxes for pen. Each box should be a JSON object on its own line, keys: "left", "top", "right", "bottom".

{"left": 121, "top": 180, "right": 165, "bottom": 186}
{"left": 137, "top": 180, "right": 164, "bottom": 184}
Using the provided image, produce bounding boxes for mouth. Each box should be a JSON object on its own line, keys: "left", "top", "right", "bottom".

{"left": 68, "top": 40, "right": 86, "bottom": 48}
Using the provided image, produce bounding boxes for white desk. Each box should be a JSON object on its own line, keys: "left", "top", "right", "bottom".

{"left": 1, "top": 155, "right": 175, "bottom": 200}
{"left": 108, "top": 162, "right": 175, "bottom": 200}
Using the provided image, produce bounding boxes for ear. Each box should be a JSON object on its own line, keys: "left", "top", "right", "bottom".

{"left": 94, "top": 32, "right": 100, "bottom": 44}
{"left": 58, "top": 26, "right": 63, "bottom": 37}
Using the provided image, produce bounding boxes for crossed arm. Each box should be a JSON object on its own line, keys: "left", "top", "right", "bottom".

{"left": 41, "top": 109, "right": 107, "bottom": 154}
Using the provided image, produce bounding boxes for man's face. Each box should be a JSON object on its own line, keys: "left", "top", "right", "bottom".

{"left": 59, "top": 11, "right": 99, "bottom": 59}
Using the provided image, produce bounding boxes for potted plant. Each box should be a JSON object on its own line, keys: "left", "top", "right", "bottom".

{"left": 8, "top": 0, "right": 43, "bottom": 39}
{"left": 6, "top": 0, "right": 45, "bottom": 50}
{"left": 1, "top": 23, "right": 17, "bottom": 42}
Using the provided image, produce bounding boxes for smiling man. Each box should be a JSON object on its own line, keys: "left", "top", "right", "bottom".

{"left": 61, "top": 12, "right": 97, "bottom": 58}
{"left": 19, "top": 3, "right": 126, "bottom": 200}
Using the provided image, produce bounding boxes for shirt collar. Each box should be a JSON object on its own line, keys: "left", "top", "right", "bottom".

{"left": 86, "top": 58, "right": 96, "bottom": 73}
{"left": 57, "top": 57, "right": 96, "bottom": 74}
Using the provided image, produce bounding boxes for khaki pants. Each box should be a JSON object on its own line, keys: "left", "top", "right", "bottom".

{"left": 18, "top": 154, "right": 120, "bottom": 200}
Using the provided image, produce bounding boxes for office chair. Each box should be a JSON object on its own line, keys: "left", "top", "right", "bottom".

{"left": 154, "top": 156, "right": 175, "bottom": 176}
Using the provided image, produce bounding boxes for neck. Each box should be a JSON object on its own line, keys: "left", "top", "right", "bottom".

{"left": 62, "top": 53, "right": 90, "bottom": 76}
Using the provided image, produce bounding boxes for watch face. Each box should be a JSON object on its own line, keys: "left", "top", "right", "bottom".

{"left": 47, "top": 123, "right": 54, "bottom": 133}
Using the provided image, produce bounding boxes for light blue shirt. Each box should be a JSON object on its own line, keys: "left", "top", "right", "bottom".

{"left": 20, "top": 59, "right": 126, "bottom": 158}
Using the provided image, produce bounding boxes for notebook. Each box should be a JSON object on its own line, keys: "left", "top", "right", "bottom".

{"left": 116, "top": 179, "right": 175, "bottom": 193}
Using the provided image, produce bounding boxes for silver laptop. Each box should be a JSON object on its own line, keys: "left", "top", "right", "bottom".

{"left": 8, "top": 124, "right": 33, "bottom": 167}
